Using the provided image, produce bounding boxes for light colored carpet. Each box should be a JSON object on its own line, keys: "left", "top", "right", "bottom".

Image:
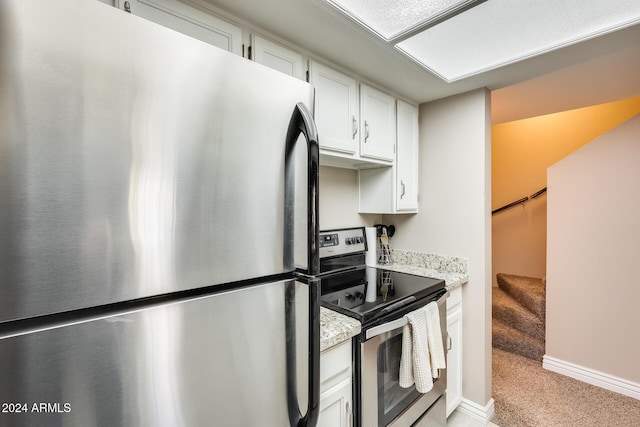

{"left": 492, "top": 348, "right": 640, "bottom": 426}
{"left": 493, "top": 274, "right": 546, "bottom": 362}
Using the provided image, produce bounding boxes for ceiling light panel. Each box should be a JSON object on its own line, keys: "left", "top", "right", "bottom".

{"left": 395, "top": 0, "right": 640, "bottom": 82}
{"left": 323, "top": 0, "right": 482, "bottom": 41}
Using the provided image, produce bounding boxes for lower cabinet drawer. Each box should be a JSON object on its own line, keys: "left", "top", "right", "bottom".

{"left": 320, "top": 340, "right": 352, "bottom": 391}
{"left": 319, "top": 340, "right": 353, "bottom": 427}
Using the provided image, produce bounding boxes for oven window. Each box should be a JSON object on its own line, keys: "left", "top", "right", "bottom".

{"left": 377, "top": 334, "right": 421, "bottom": 425}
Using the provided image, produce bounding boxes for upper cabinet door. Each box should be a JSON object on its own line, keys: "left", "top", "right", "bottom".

{"left": 360, "top": 84, "right": 396, "bottom": 162}
{"left": 251, "top": 35, "right": 304, "bottom": 80}
{"left": 118, "top": 0, "right": 242, "bottom": 55}
{"left": 396, "top": 100, "right": 419, "bottom": 212}
{"left": 309, "top": 61, "right": 359, "bottom": 155}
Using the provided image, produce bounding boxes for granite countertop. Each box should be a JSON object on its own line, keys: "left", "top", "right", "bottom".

{"left": 375, "top": 263, "right": 469, "bottom": 291}
{"left": 319, "top": 253, "right": 469, "bottom": 351}
{"left": 320, "top": 307, "right": 361, "bottom": 352}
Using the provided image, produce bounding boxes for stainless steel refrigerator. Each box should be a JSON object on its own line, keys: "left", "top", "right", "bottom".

{"left": 0, "top": 0, "right": 320, "bottom": 426}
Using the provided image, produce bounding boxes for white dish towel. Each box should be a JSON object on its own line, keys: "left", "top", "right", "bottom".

{"left": 399, "top": 301, "right": 446, "bottom": 393}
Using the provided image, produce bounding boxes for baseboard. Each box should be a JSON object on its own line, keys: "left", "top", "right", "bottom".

{"left": 543, "top": 355, "right": 640, "bottom": 400}
{"left": 455, "top": 397, "right": 495, "bottom": 424}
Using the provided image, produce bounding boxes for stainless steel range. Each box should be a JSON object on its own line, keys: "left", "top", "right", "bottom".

{"left": 319, "top": 227, "right": 449, "bottom": 427}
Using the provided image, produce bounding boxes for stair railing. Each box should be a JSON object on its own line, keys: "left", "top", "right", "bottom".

{"left": 492, "top": 187, "right": 547, "bottom": 215}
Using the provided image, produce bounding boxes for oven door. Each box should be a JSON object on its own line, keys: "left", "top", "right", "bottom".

{"left": 360, "top": 292, "right": 448, "bottom": 427}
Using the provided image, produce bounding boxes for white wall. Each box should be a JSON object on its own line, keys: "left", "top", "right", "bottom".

{"left": 319, "top": 166, "right": 381, "bottom": 230}
{"left": 385, "top": 89, "right": 493, "bottom": 408}
{"left": 546, "top": 114, "right": 640, "bottom": 384}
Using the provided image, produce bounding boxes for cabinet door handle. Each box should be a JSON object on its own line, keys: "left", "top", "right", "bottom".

{"left": 124, "top": 0, "right": 131, "bottom": 13}
{"left": 447, "top": 333, "right": 452, "bottom": 351}
{"left": 352, "top": 116, "right": 358, "bottom": 139}
{"left": 400, "top": 180, "right": 406, "bottom": 199}
{"left": 364, "top": 121, "right": 370, "bottom": 142}
{"left": 346, "top": 401, "right": 353, "bottom": 427}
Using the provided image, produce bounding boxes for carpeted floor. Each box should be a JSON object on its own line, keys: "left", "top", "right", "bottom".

{"left": 492, "top": 348, "right": 640, "bottom": 426}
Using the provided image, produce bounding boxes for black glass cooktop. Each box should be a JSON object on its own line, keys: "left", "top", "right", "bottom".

{"left": 320, "top": 266, "right": 445, "bottom": 324}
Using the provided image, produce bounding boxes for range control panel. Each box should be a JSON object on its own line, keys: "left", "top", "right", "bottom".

{"left": 319, "top": 227, "right": 367, "bottom": 259}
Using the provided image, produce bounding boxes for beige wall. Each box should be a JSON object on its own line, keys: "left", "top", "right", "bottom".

{"left": 492, "top": 97, "right": 640, "bottom": 286}
{"left": 492, "top": 196, "right": 547, "bottom": 285}
{"left": 547, "top": 114, "right": 640, "bottom": 383}
{"left": 319, "top": 165, "right": 381, "bottom": 230}
{"left": 385, "top": 89, "right": 493, "bottom": 408}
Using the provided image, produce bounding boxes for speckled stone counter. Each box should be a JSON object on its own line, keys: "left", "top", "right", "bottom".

{"left": 378, "top": 249, "right": 469, "bottom": 290}
{"left": 320, "top": 307, "right": 361, "bottom": 352}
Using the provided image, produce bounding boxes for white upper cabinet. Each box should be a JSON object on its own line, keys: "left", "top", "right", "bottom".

{"left": 117, "top": 0, "right": 242, "bottom": 55}
{"left": 110, "top": 2, "right": 417, "bottom": 213}
{"left": 251, "top": 35, "right": 304, "bottom": 80}
{"left": 309, "top": 61, "right": 360, "bottom": 157}
{"left": 309, "top": 61, "right": 397, "bottom": 168}
{"left": 360, "top": 84, "right": 396, "bottom": 162}
{"left": 395, "top": 100, "right": 419, "bottom": 211}
{"left": 359, "top": 99, "right": 419, "bottom": 214}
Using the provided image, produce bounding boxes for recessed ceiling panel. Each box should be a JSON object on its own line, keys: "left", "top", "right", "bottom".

{"left": 395, "top": 0, "right": 640, "bottom": 82}
{"left": 323, "top": 0, "right": 481, "bottom": 40}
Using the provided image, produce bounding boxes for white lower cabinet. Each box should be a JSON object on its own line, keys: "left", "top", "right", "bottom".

{"left": 446, "top": 286, "right": 463, "bottom": 417}
{"left": 318, "top": 378, "right": 353, "bottom": 427}
{"left": 318, "top": 340, "right": 353, "bottom": 427}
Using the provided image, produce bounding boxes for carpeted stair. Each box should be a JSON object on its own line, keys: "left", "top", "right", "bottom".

{"left": 492, "top": 273, "right": 546, "bottom": 361}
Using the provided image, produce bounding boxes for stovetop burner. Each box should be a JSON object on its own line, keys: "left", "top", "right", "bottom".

{"left": 319, "top": 227, "right": 446, "bottom": 324}
{"left": 320, "top": 266, "right": 445, "bottom": 324}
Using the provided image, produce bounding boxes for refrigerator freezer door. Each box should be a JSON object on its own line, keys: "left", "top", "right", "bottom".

{"left": 0, "top": 279, "right": 310, "bottom": 427}
{"left": 0, "top": 0, "right": 314, "bottom": 323}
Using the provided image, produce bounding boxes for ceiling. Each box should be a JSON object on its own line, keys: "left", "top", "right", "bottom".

{"left": 200, "top": 0, "right": 640, "bottom": 123}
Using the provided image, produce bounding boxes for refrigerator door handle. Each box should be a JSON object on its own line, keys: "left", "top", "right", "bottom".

{"left": 285, "top": 278, "right": 320, "bottom": 427}
{"left": 284, "top": 102, "right": 320, "bottom": 427}
{"left": 284, "top": 102, "right": 320, "bottom": 277}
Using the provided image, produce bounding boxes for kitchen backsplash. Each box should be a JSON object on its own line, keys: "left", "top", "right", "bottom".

{"left": 390, "top": 249, "right": 468, "bottom": 274}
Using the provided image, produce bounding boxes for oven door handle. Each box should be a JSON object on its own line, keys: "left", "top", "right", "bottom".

{"left": 377, "top": 296, "right": 417, "bottom": 317}
{"left": 365, "top": 290, "right": 449, "bottom": 340}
